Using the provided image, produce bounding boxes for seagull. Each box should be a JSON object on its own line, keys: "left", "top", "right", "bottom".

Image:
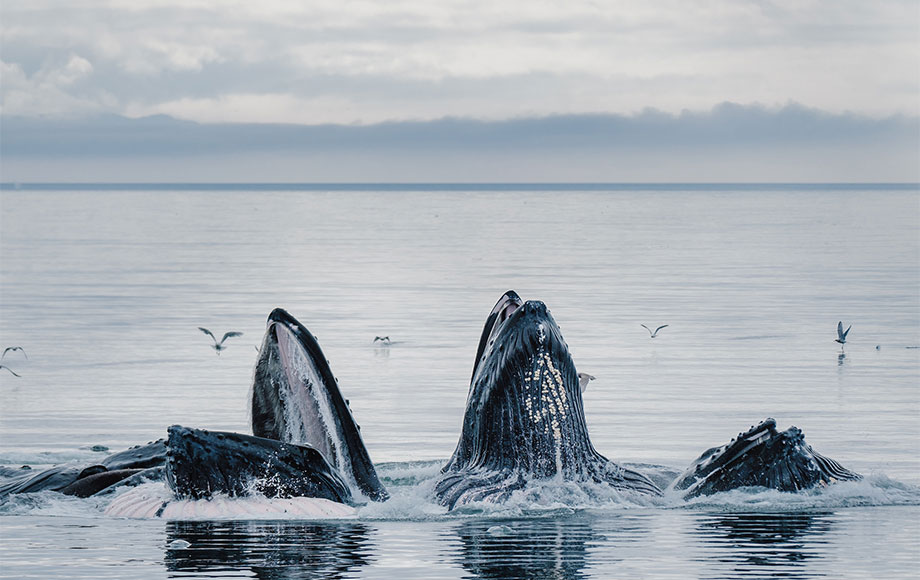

{"left": 577, "top": 372, "right": 595, "bottom": 393}
{"left": 835, "top": 321, "right": 851, "bottom": 346}
{"left": 640, "top": 324, "right": 669, "bottom": 338}
{"left": 0, "top": 365, "right": 21, "bottom": 377}
{"left": 2, "top": 346, "right": 27, "bottom": 359}
{"left": 198, "top": 328, "right": 243, "bottom": 355}
{"left": 374, "top": 336, "right": 391, "bottom": 345}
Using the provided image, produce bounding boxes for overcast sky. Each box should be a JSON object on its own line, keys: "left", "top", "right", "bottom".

{"left": 1, "top": 1, "right": 918, "bottom": 181}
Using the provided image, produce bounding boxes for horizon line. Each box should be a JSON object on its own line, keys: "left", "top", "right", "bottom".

{"left": 1, "top": 182, "right": 918, "bottom": 192}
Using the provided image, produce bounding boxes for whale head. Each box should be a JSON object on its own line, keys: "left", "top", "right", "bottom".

{"left": 251, "top": 308, "right": 388, "bottom": 501}
{"left": 669, "top": 418, "right": 861, "bottom": 498}
{"left": 165, "top": 425, "right": 352, "bottom": 503}
{"left": 436, "top": 292, "right": 661, "bottom": 508}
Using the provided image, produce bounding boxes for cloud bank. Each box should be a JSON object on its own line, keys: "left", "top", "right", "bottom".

{"left": 2, "top": 103, "right": 916, "bottom": 182}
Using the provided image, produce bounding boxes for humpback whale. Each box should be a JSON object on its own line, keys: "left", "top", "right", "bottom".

{"left": 149, "top": 307, "right": 388, "bottom": 506}
{"left": 669, "top": 418, "right": 861, "bottom": 498}
{"left": 2, "top": 308, "right": 387, "bottom": 510}
{"left": 435, "top": 292, "right": 662, "bottom": 509}
{"left": 0, "top": 439, "right": 166, "bottom": 499}
{"left": 249, "top": 307, "right": 388, "bottom": 502}
{"left": 1, "top": 297, "right": 865, "bottom": 513}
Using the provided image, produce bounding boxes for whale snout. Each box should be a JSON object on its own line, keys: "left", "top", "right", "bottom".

{"left": 521, "top": 300, "right": 548, "bottom": 316}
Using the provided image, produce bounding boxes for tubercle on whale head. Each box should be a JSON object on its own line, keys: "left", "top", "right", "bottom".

{"left": 250, "top": 308, "right": 389, "bottom": 502}
{"left": 690, "top": 418, "right": 780, "bottom": 476}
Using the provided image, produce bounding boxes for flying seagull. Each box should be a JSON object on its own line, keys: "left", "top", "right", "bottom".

{"left": 641, "top": 324, "right": 669, "bottom": 338}
{"left": 577, "top": 372, "right": 596, "bottom": 393}
{"left": 835, "top": 321, "right": 851, "bottom": 346}
{"left": 374, "top": 336, "right": 391, "bottom": 345}
{"left": 198, "top": 328, "right": 243, "bottom": 355}
{"left": 2, "top": 346, "right": 27, "bottom": 359}
{"left": 0, "top": 365, "right": 21, "bottom": 377}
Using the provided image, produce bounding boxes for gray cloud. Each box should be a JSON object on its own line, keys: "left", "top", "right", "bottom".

{"left": 2, "top": 1, "right": 917, "bottom": 122}
{"left": 3, "top": 102, "right": 914, "bottom": 154}
{"left": 2, "top": 2, "right": 916, "bottom": 181}
{"left": 2, "top": 103, "right": 916, "bottom": 182}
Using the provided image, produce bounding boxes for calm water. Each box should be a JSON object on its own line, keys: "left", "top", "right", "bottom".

{"left": 1, "top": 185, "right": 918, "bottom": 578}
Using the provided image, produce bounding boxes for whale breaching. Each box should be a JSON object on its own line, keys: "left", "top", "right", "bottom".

{"left": 641, "top": 324, "right": 668, "bottom": 338}
{"left": 835, "top": 321, "right": 851, "bottom": 346}
{"left": 198, "top": 328, "right": 243, "bottom": 355}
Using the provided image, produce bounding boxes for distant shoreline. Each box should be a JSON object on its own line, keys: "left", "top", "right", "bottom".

{"left": 1, "top": 183, "right": 917, "bottom": 192}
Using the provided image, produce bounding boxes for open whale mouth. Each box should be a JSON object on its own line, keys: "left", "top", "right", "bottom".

{"left": 437, "top": 292, "right": 661, "bottom": 508}
{"left": 669, "top": 418, "right": 861, "bottom": 498}
{"left": 470, "top": 290, "right": 524, "bottom": 382}
{"left": 251, "top": 308, "right": 388, "bottom": 501}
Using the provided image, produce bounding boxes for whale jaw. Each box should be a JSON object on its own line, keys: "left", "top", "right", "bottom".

{"left": 251, "top": 308, "right": 388, "bottom": 501}
{"left": 165, "top": 425, "right": 353, "bottom": 503}
{"left": 669, "top": 418, "right": 861, "bottom": 498}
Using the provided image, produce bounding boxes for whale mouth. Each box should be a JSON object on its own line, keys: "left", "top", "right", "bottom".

{"left": 437, "top": 292, "right": 661, "bottom": 508}
{"left": 250, "top": 308, "right": 388, "bottom": 501}
{"left": 669, "top": 418, "right": 861, "bottom": 497}
{"left": 470, "top": 290, "right": 524, "bottom": 382}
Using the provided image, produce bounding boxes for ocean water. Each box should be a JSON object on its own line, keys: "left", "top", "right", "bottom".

{"left": 0, "top": 185, "right": 918, "bottom": 579}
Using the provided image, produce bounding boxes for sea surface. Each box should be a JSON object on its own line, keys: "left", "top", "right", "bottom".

{"left": 0, "top": 184, "right": 918, "bottom": 579}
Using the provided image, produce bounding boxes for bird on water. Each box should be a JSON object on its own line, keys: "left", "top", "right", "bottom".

{"left": 835, "top": 321, "right": 851, "bottom": 346}
{"left": 199, "top": 328, "right": 243, "bottom": 355}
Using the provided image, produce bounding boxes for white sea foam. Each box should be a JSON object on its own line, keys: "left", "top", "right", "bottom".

{"left": 103, "top": 484, "right": 357, "bottom": 520}
{"left": 3, "top": 461, "right": 917, "bottom": 523}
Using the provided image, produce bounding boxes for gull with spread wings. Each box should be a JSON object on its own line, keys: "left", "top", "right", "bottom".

{"left": 199, "top": 328, "right": 244, "bottom": 355}
{"left": 640, "top": 324, "right": 669, "bottom": 338}
{"left": 2, "top": 346, "right": 27, "bottom": 359}
{"left": 835, "top": 321, "right": 852, "bottom": 346}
